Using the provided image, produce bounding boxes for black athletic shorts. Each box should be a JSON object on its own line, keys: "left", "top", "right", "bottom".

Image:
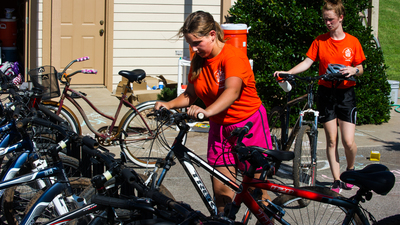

{"left": 317, "top": 85, "right": 357, "bottom": 124}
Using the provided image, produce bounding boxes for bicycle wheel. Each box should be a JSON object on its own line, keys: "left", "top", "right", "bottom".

{"left": 375, "top": 214, "right": 400, "bottom": 225}
{"left": 272, "top": 186, "right": 362, "bottom": 225}
{"left": 41, "top": 103, "right": 81, "bottom": 135}
{"left": 20, "top": 178, "right": 93, "bottom": 225}
{"left": 2, "top": 154, "right": 82, "bottom": 225}
{"left": 268, "top": 106, "right": 283, "bottom": 152}
{"left": 120, "top": 101, "right": 187, "bottom": 168}
{"left": 293, "top": 125, "right": 316, "bottom": 188}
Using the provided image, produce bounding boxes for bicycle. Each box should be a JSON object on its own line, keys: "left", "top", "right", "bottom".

{"left": 145, "top": 109, "right": 399, "bottom": 224}
{"left": 267, "top": 72, "right": 356, "bottom": 188}
{"left": 29, "top": 57, "right": 186, "bottom": 168}
{"left": 36, "top": 139, "right": 211, "bottom": 225}
{"left": 0, "top": 116, "right": 94, "bottom": 225}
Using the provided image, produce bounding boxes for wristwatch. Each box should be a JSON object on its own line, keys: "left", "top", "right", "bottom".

{"left": 355, "top": 68, "right": 359, "bottom": 75}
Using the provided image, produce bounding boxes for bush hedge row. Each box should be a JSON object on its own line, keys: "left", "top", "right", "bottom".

{"left": 228, "top": 0, "right": 391, "bottom": 125}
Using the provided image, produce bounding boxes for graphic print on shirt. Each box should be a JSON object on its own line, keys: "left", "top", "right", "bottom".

{"left": 342, "top": 47, "right": 354, "bottom": 62}
{"left": 214, "top": 65, "right": 225, "bottom": 89}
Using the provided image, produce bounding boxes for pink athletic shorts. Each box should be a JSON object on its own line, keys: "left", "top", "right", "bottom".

{"left": 207, "top": 104, "right": 272, "bottom": 171}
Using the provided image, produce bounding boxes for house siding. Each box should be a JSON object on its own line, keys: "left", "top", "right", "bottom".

{"left": 112, "top": 0, "right": 220, "bottom": 90}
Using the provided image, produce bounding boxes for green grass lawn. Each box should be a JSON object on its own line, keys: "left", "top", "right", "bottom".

{"left": 379, "top": 0, "right": 400, "bottom": 81}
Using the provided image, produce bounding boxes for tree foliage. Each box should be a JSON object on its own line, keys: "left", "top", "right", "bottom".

{"left": 229, "top": 0, "right": 391, "bottom": 125}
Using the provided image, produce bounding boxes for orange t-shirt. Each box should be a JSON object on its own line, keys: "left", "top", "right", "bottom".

{"left": 188, "top": 44, "right": 261, "bottom": 125}
{"left": 306, "top": 32, "right": 366, "bottom": 88}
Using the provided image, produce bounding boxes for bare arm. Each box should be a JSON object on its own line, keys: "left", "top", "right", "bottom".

{"left": 154, "top": 82, "right": 197, "bottom": 110}
{"left": 274, "top": 57, "right": 314, "bottom": 77}
{"left": 186, "top": 76, "right": 242, "bottom": 119}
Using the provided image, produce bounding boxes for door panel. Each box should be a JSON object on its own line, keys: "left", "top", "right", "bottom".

{"left": 56, "top": 0, "right": 105, "bottom": 85}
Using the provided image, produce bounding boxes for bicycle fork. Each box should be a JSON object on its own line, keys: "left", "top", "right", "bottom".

{"left": 299, "top": 108, "right": 319, "bottom": 178}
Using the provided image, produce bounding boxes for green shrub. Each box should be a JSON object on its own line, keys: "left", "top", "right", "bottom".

{"left": 229, "top": 0, "right": 391, "bottom": 125}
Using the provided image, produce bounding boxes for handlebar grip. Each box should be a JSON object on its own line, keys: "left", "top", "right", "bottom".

{"left": 82, "top": 145, "right": 100, "bottom": 157}
{"left": 197, "top": 113, "right": 204, "bottom": 120}
{"left": 277, "top": 73, "right": 290, "bottom": 78}
{"left": 16, "top": 117, "right": 31, "bottom": 129}
{"left": 244, "top": 122, "right": 253, "bottom": 133}
{"left": 12, "top": 105, "right": 21, "bottom": 119}
{"left": 8, "top": 87, "right": 22, "bottom": 102}
{"left": 32, "top": 117, "right": 68, "bottom": 137}
{"left": 76, "top": 56, "right": 90, "bottom": 62}
{"left": 91, "top": 195, "right": 132, "bottom": 209}
{"left": 81, "top": 69, "right": 97, "bottom": 74}
{"left": 82, "top": 136, "right": 99, "bottom": 149}
{"left": 121, "top": 168, "right": 137, "bottom": 184}
{"left": 37, "top": 104, "right": 66, "bottom": 124}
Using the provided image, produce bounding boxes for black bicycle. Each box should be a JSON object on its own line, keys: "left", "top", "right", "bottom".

{"left": 268, "top": 72, "right": 357, "bottom": 189}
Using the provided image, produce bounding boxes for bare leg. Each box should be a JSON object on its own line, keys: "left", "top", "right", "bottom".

{"left": 254, "top": 172, "right": 271, "bottom": 204}
{"left": 323, "top": 119, "right": 341, "bottom": 181}
{"left": 338, "top": 119, "right": 357, "bottom": 170}
{"left": 211, "top": 166, "right": 236, "bottom": 213}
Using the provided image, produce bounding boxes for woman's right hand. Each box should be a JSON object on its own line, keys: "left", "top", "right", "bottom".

{"left": 273, "top": 71, "right": 290, "bottom": 78}
{"left": 154, "top": 101, "right": 170, "bottom": 110}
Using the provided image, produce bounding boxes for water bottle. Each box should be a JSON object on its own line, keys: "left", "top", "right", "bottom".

{"left": 276, "top": 77, "right": 292, "bottom": 92}
{"left": 158, "top": 80, "right": 164, "bottom": 90}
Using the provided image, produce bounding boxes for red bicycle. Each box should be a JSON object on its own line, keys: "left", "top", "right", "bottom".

{"left": 145, "top": 109, "right": 398, "bottom": 225}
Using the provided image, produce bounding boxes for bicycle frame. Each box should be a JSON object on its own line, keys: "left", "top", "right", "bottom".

{"left": 18, "top": 161, "right": 83, "bottom": 225}
{"left": 51, "top": 82, "right": 154, "bottom": 143}
{"left": 156, "top": 136, "right": 373, "bottom": 225}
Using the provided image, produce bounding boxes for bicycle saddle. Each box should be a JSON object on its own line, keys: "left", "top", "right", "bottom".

{"left": 340, "top": 164, "right": 395, "bottom": 195}
{"left": 265, "top": 149, "right": 295, "bottom": 161}
{"left": 118, "top": 69, "right": 146, "bottom": 83}
{"left": 249, "top": 146, "right": 295, "bottom": 161}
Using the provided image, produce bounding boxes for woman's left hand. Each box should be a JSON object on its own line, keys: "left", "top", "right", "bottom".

{"left": 340, "top": 66, "right": 358, "bottom": 77}
{"left": 187, "top": 105, "right": 209, "bottom": 120}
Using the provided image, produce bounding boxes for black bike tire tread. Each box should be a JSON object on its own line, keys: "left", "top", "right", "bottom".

{"left": 293, "top": 125, "right": 316, "bottom": 188}
{"left": 120, "top": 103, "right": 186, "bottom": 168}
{"left": 272, "top": 186, "right": 362, "bottom": 224}
{"left": 42, "top": 104, "right": 80, "bottom": 135}
{"left": 267, "top": 106, "right": 283, "bottom": 172}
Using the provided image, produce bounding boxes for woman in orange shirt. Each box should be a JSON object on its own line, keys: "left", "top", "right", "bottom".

{"left": 155, "top": 11, "right": 272, "bottom": 212}
{"left": 274, "top": 0, "right": 366, "bottom": 193}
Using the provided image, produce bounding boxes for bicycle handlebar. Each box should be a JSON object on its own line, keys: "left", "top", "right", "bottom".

{"left": 278, "top": 72, "right": 356, "bottom": 82}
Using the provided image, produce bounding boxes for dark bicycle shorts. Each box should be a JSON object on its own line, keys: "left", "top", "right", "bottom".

{"left": 317, "top": 85, "right": 357, "bottom": 124}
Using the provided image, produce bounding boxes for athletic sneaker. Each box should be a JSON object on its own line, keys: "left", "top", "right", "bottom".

{"left": 331, "top": 180, "right": 350, "bottom": 193}
{"left": 331, "top": 180, "right": 343, "bottom": 193}
{"left": 344, "top": 168, "right": 355, "bottom": 189}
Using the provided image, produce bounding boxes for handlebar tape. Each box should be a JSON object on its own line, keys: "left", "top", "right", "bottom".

{"left": 81, "top": 69, "right": 97, "bottom": 74}
{"left": 76, "top": 56, "right": 89, "bottom": 62}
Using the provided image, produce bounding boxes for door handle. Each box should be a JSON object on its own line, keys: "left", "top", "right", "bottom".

{"left": 99, "top": 29, "right": 104, "bottom": 36}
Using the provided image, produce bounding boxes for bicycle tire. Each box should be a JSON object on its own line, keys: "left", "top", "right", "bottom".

{"left": 375, "top": 214, "right": 400, "bottom": 225}
{"left": 21, "top": 177, "right": 93, "bottom": 225}
{"left": 120, "top": 101, "right": 187, "bottom": 168}
{"left": 2, "top": 154, "right": 81, "bottom": 225}
{"left": 268, "top": 106, "right": 283, "bottom": 152}
{"left": 293, "top": 125, "right": 316, "bottom": 188}
{"left": 272, "top": 186, "right": 362, "bottom": 225}
{"left": 41, "top": 103, "right": 81, "bottom": 135}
